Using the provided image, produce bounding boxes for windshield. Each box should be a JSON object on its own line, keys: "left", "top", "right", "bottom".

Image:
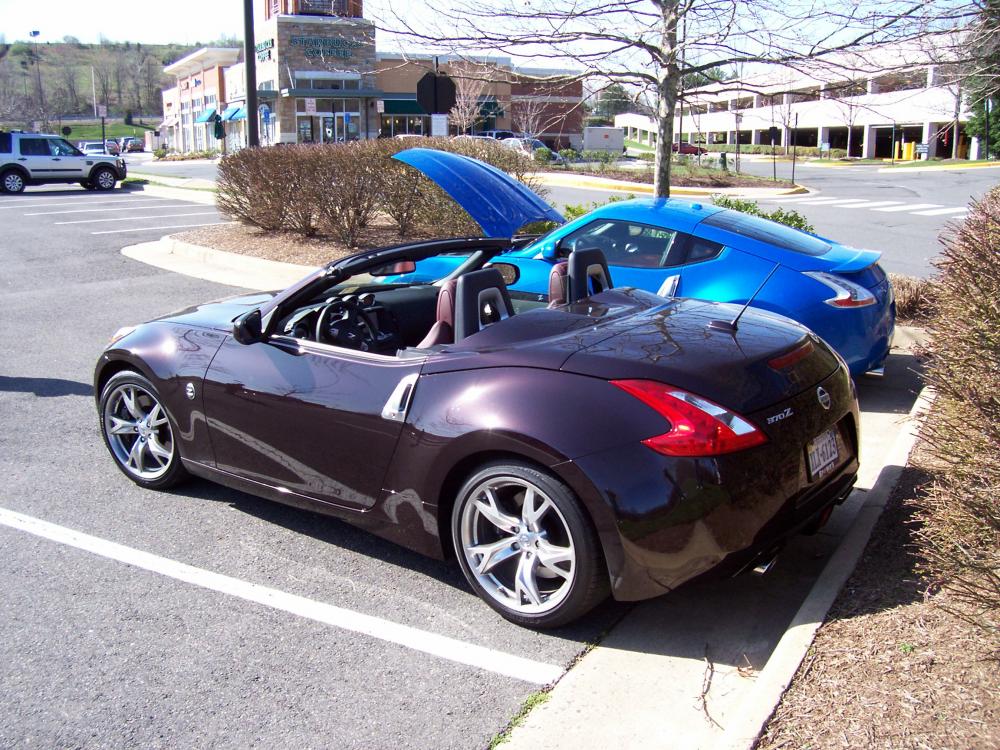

{"left": 51, "top": 138, "right": 82, "bottom": 156}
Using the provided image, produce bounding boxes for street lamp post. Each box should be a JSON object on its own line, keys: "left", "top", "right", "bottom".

{"left": 243, "top": 0, "right": 259, "bottom": 147}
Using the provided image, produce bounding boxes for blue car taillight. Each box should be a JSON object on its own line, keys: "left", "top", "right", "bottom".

{"left": 804, "top": 271, "right": 877, "bottom": 308}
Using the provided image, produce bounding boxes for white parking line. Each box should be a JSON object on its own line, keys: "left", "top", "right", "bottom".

{"left": 0, "top": 198, "right": 176, "bottom": 210}
{"left": 912, "top": 206, "right": 968, "bottom": 216}
{"left": 0, "top": 506, "right": 563, "bottom": 685}
{"left": 92, "top": 222, "right": 227, "bottom": 234}
{"left": 25, "top": 204, "right": 196, "bottom": 216}
{"left": 871, "top": 203, "right": 941, "bottom": 212}
{"left": 56, "top": 211, "right": 218, "bottom": 225}
{"left": 784, "top": 197, "right": 854, "bottom": 205}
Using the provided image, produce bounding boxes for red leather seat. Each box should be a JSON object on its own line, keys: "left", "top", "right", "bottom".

{"left": 547, "top": 262, "right": 569, "bottom": 307}
{"left": 417, "top": 279, "right": 457, "bottom": 348}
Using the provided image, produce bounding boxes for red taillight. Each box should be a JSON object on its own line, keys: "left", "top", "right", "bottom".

{"left": 769, "top": 338, "right": 814, "bottom": 370}
{"left": 611, "top": 379, "right": 767, "bottom": 457}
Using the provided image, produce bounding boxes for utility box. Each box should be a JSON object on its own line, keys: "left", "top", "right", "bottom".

{"left": 583, "top": 126, "right": 625, "bottom": 153}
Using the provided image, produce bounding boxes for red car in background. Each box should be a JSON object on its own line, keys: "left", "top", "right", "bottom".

{"left": 673, "top": 141, "right": 708, "bottom": 155}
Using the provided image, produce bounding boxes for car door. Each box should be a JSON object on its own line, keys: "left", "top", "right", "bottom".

{"left": 202, "top": 334, "right": 424, "bottom": 512}
{"left": 46, "top": 137, "right": 89, "bottom": 179}
{"left": 16, "top": 136, "right": 58, "bottom": 178}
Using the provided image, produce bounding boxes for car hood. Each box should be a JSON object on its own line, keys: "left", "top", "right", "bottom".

{"left": 393, "top": 148, "right": 565, "bottom": 238}
{"left": 427, "top": 288, "right": 841, "bottom": 414}
{"left": 155, "top": 291, "right": 278, "bottom": 331}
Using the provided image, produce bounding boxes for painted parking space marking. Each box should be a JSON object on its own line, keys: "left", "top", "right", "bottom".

{"left": 0, "top": 506, "right": 563, "bottom": 685}
{"left": 785, "top": 197, "right": 857, "bottom": 205}
{"left": 0, "top": 197, "right": 176, "bottom": 210}
{"left": 25, "top": 203, "right": 197, "bottom": 216}
{"left": 912, "top": 206, "right": 968, "bottom": 216}
{"left": 56, "top": 211, "right": 218, "bottom": 225}
{"left": 92, "top": 222, "right": 229, "bottom": 234}
{"left": 871, "top": 203, "right": 941, "bottom": 212}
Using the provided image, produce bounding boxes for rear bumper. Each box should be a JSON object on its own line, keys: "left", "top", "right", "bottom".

{"left": 558, "top": 366, "right": 860, "bottom": 601}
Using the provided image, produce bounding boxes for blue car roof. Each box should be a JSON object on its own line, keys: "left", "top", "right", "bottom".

{"left": 584, "top": 197, "right": 724, "bottom": 233}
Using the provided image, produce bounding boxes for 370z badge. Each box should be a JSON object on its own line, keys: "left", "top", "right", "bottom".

{"left": 767, "top": 407, "right": 794, "bottom": 424}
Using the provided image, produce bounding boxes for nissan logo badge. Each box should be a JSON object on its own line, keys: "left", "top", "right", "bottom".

{"left": 816, "top": 386, "right": 832, "bottom": 410}
{"left": 185, "top": 382, "right": 196, "bottom": 400}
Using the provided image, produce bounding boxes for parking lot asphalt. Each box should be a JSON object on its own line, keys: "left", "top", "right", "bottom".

{"left": 0, "top": 184, "right": 926, "bottom": 749}
{"left": 0, "top": 186, "right": 625, "bottom": 749}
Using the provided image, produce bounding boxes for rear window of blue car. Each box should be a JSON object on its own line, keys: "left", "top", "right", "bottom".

{"left": 703, "top": 210, "right": 831, "bottom": 256}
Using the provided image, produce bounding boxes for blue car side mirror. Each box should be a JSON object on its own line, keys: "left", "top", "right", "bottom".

{"left": 540, "top": 242, "right": 559, "bottom": 261}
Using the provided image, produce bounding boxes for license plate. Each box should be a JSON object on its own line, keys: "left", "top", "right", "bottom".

{"left": 807, "top": 428, "right": 840, "bottom": 480}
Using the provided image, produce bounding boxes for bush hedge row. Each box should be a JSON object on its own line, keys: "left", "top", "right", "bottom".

{"left": 216, "top": 138, "right": 545, "bottom": 246}
{"left": 916, "top": 189, "right": 1000, "bottom": 644}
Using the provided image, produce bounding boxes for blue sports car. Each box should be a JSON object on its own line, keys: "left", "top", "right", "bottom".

{"left": 392, "top": 149, "right": 895, "bottom": 377}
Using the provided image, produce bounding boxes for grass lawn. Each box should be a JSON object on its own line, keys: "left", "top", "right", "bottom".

{"left": 624, "top": 138, "right": 654, "bottom": 152}
{"left": 59, "top": 121, "right": 156, "bottom": 142}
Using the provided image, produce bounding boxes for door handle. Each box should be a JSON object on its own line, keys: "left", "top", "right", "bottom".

{"left": 52, "top": 158, "right": 61, "bottom": 161}
{"left": 381, "top": 373, "right": 419, "bottom": 422}
{"left": 17, "top": 157, "right": 26, "bottom": 161}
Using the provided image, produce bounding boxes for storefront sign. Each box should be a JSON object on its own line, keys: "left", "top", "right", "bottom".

{"left": 290, "top": 35, "right": 363, "bottom": 59}
{"left": 256, "top": 39, "right": 274, "bottom": 62}
{"left": 305, "top": 98, "right": 317, "bottom": 114}
{"left": 376, "top": 99, "right": 385, "bottom": 113}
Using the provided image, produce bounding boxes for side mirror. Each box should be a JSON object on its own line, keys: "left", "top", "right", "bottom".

{"left": 540, "top": 241, "right": 560, "bottom": 261}
{"left": 232, "top": 309, "right": 264, "bottom": 345}
{"left": 489, "top": 262, "right": 521, "bottom": 286}
{"left": 371, "top": 260, "right": 416, "bottom": 277}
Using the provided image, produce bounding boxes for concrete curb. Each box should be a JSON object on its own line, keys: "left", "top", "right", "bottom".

{"left": 130, "top": 171, "right": 218, "bottom": 191}
{"left": 877, "top": 161, "right": 1000, "bottom": 174}
{"left": 533, "top": 172, "right": 809, "bottom": 197}
{"left": 715, "top": 385, "right": 935, "bottom": 750}
{"left": 121, "top": 235, "right": 316, "bottom": 291}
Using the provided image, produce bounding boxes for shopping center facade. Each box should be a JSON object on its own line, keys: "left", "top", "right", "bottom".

{"left": 159, "top": 0, "right": 583, "bottom": 153}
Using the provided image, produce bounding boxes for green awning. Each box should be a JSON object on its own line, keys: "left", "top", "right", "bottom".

{"left": 383, "top": 99, "right": 426, "bottom": 115}
{"left": 221, "top": 105, "right": 241, "bottom": 120}
{"left": 195, "top": 108, "right": 217, "bottom": 123}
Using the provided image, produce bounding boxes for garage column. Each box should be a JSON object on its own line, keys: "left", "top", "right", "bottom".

{"left": 861, "top": 125, "right": 877, "bottom": 159}
{"left": 751, "top": 129, "right": 762, "bottom": 145}
{"left": 922, "top": 122, "right": 937, "bottom": 159}
{"left": 818, "top": 126, "right": 830, "bottom": 149}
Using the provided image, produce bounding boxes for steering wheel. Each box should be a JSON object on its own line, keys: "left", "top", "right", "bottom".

{"left": 315, "top": 296, "right": 377, "bottom": 351}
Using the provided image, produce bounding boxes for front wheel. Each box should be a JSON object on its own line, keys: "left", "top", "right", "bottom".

{"left": 92, "top": 166, "right": 118, "bottom": 191}
{"left": 452, "top": 461, "right": 609, "bottom": 628}
{"left": 99, "top": 370, "right": 189, "bottom": 490}
{"left": 2, "top": 169, "right": 26, "bottom": 193}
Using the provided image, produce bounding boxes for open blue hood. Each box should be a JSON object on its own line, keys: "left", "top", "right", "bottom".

{"left": 393, "top": 148, "right": 565, "bottom": 238}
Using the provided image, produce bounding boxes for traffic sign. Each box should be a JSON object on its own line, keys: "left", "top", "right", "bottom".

{"left": 916, "top": 143, "right": 930, "bottom": 154}
{"left": 416, "top": 72, "right": 456, "bottom": 115}
{"left": 97, "top": 105, "right": 107, "bottom": 118}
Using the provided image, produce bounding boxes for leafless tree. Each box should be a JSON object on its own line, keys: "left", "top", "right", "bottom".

{"left": 447, "top": 62, "right": 491, "bottom": 134}
{"left": 373, "top": 1, "right": 978, "bottom": 197}
{"left": 510, "top": 95, "right": 547, "bottom": 138}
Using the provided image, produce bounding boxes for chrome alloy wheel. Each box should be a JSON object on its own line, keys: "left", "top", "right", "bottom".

{"left": 459, "top": 477, "right": 576, "bottom": 615}
{"left": 95, "top": 168, "right": 116, "bottom": 190}
{"left": 102, "top": 383, "right": 175, "bottom": 481}
{"left": 3, "top": 171, "right": 24, "bottom": 192}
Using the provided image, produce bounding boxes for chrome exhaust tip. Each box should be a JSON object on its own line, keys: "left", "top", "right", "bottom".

{"left": 752, "top": 555, "right": 779, "bottom": 576}
{"left": 864, "top": 366, "right": 885, "bottom": 379}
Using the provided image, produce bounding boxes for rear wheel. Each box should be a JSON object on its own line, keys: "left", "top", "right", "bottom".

{"left": 2, "top": 169, "right": 26, "bottom": 193}
{"left": 99, "top": 370, "right": 189, "bottom": 490}
{"left": 452, "top": 461, "right": 609, "bottom": 628}
{"left": 92, "top": 166, "right": 117, "bottom": 191}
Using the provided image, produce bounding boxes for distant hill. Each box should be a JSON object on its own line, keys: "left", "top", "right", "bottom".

{"left": 0, "top": 37, "right": 243, "bottom": 125}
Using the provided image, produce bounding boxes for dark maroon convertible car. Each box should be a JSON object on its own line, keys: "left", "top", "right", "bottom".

{"left": 95, "top": 154, "right": 859, "bottom": 628}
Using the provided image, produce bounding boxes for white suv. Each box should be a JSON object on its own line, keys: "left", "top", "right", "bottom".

{"left": 0, "top": 130, "right": 127, "bottom": 193}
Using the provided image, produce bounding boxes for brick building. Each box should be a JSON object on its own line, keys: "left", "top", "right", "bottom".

{"left": 160, "top": 0, "right": 583, "bottom": 152}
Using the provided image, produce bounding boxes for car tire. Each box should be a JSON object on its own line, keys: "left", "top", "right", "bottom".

{"left": 452, "top": 460, "right": 609, "bottom": 628}
{"left": 92, "top": 166, "right": 118, "bottom": 191}
{"left": 99, "top": 370, "right": 190, "bottom": 490}
{"left": 2, "top": 168, "right": 26, "bottom": 193}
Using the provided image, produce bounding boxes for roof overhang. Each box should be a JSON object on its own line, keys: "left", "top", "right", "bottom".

{"left": 164, "top": 47, "right": 242, "bottom": 78}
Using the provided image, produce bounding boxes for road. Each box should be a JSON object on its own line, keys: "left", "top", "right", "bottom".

{"left": 0, "top": 183, "right": 927, "bottom": 748}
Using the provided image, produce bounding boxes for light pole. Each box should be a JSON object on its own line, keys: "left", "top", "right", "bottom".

{"left": 243, "top": 0, "right": 259, "bottom": 147}
{"left": 29, "top": 30, "right": 45, "bottom": 125}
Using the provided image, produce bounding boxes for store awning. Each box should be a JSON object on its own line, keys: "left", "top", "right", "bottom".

{"left": 220, "top": 105, "right": 241, "bottom": 120}
{"left": 229, "top": 107, "right": 247, "bottom": 121}
{"left": 195, "top": 108, "right": 216, "bottom": 123}
{"left": 383, "top": 99, "right": 426, "bottom": 115}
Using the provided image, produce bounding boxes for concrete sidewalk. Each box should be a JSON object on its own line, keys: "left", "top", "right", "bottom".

{"left": 534, "top": 170, "right": 808, "bottom": 198}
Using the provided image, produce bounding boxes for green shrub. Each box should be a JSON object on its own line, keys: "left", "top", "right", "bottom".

{"left": 712, "top": 195, "right": 815, "bottom": 233}
{"left": 533, "top": 146, "right": 552, "bottom": 164}
{"left": 563, "top": 193, "right": 636, "bottom": 221}
{"left": 558, "top": 148, "right": 577, "bottom": 162}
{"left": 152, "top": 147, "right": 168, "bottom": 159}
{"left": 915, "top": 189, "right": 1000, "bottom": 645}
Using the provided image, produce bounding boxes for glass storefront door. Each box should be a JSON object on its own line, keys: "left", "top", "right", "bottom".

{"left": 322, "top": 116, "right": 336, "bottom": 143}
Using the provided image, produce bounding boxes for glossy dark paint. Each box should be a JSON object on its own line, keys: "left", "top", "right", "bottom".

{"left": 95, "top": 246, "right": 861, "bottom": 604}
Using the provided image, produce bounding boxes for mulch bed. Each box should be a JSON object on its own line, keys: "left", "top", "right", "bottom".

{"left": 172, "top": 221, "right": 439, "bottom": 267}
{"left": 545, "top": 167, "right": 794, "bottom": 188}
{"left": 756, "top": 444, "right": 999, "bottom": 750}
